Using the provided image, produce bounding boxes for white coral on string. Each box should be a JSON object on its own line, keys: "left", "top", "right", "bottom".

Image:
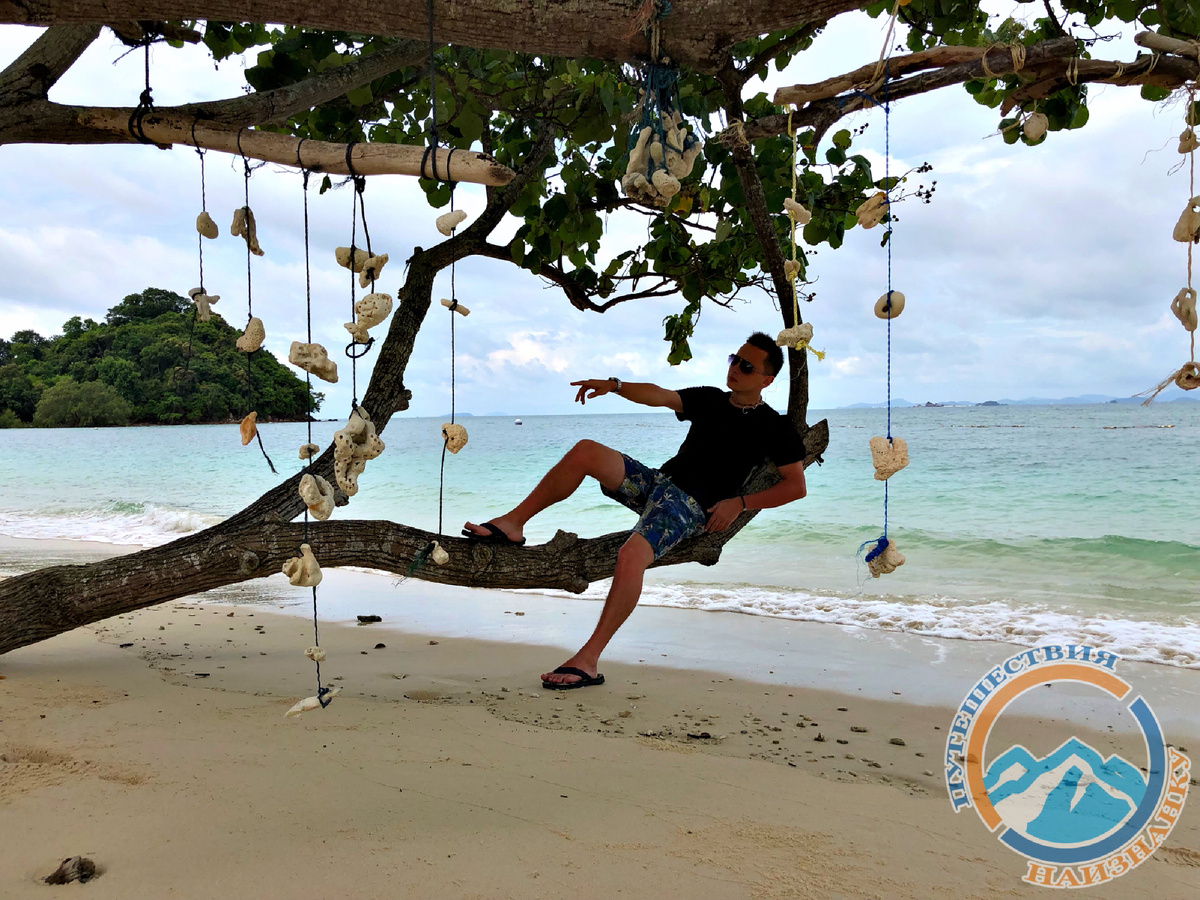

{"left": 332, "top": 407, "right": 385, "bottom": 497}
{"left": 865, "top": 538, "right": 905, "bottom": 578}
{"left": 282, "top": 543, "right": 322, "bottom": 587}
{"left": 1171, "top": 287, "right": 1198, "bottom": 332}
{"left": 285, "top": 685, "right": 341, "bottom": 718}
{"left": 344, "top": 293, "right": 393, "bottom": 344}
{"left": 856, "top": 192, "right": 888, "bottom": 229}
{"left": 188, "top": 287, "right": 219, "bottom": 322}
{"left": 869, "top": 435, "right": 908, "bottom": 481}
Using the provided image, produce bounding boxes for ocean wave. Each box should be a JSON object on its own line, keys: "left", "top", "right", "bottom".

{"left": 548, "top": 582, "right": 1200, "bottom": 669}
{"left": 0, "top": 502, "right": 222, "bottom": 547}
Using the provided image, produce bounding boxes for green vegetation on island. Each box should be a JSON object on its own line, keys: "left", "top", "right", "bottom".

{"left": 0, "top": 288, "right": 321, "bottom": 428}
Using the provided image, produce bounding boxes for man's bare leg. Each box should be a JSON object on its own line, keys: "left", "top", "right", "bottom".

{"left": 463, "top": 439, "right": 625, "bottom": 543}
{"left": 541, "top": 533, "right": 654, "bottom": 686}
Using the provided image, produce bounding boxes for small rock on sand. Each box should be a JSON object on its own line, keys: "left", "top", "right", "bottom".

{"left": 357, "top": 615, "right": 382, "bottom": 624}
{"left": 44, "top": 857, "right": 97, "bottom": 885}
{"left": 889, "top": 737, "right": 906, "bottom": 746}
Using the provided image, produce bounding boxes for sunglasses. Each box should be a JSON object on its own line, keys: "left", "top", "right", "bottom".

{"left": 728, "top": 353, "right": 766, "bottom": 376}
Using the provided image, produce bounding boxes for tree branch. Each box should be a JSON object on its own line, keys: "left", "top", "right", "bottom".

{"left": 0, "top": 0, "right": 867, "bottom": 71}
{"left": 738, "top": 22, "right": 823, "bottom": 88}
{"left": 749, "top": 36, "right": 1199, "bottom": 141}
{"left": 0, "top": 24, "right": 101, "bottom": 100}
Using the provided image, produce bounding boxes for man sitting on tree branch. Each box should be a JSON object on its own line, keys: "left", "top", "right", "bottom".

{"left": 463, "top": 332, "right": 808, "bottom": 689}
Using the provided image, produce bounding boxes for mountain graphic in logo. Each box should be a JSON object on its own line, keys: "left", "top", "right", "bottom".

{"left": 983, "top": 737, "right": 1147, "bottom": 844}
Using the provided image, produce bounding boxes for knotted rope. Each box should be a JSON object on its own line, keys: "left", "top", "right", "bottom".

{"left": 127, "top": 38, "right": 156, "bottom": 145}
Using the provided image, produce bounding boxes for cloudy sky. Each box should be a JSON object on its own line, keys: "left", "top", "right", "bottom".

{"left": 1, "top": 9, "right": 1195, "bottom": 416}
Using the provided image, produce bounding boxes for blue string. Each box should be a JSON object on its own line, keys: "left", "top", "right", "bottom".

{"left": 882, "top": 65, "right": 893, "bottom": 541}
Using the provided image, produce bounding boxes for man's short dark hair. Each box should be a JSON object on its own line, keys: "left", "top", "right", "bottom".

{"left": 746, "top": 332, "right": 784, "bottom": 377}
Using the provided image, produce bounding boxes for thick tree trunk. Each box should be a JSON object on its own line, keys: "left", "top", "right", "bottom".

{"left": 1, "top": 0, "right": 865, "bottom": 71}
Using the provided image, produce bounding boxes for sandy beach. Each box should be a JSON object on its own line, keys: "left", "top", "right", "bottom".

{"left": 2, "top": 559, "right": 1198, "bottom": 899}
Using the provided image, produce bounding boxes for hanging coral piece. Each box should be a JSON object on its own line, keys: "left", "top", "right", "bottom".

{"left": 188, "top": 287, "right": 219, "bottom": 322}
{"left": 291, "top": 338, "right": 340, "bottom": 381}
{"left": 1180, "top": 129, "right": 1198, "bottom": 155}
{"left": 196, "top": 211, "right": 218, "bottom": 239}
{"left": 783, "top": 197, "right": 811, "bottom": 225}
{"left": 335, "top": 246, "right": 371, "bottom": 271}
{"left": 869, "top": 435, "right": 909, "bottom": 481}
{"left": 442, "top": 422, "right": 468, "bottom": 454}
{"left": 282, "top": 543, "right": 323, "bottom": 587}
{"left": 230, "top": 206, "right": 264, "bottom": 256}
{"left": 1172, "top": 196, "right": 1200, "bottom": 243}
{"left": 440, "top": 298, "right": 470, "bottom": 316}
{"left": 285, "top": 685, "right": 341, "bottom": 718}
{"left": 1172, "top": 287, "right": 1198, "bottom": 332}
{"left": 239, "top": 411, "right": 258, "bottom": 446}
{"left": 288, "top": 342, "right": 338, "bottom": 383}
{"left": 430, "top": 541, "right": 449, "bottom": 566}
{"left": 345, "top": 293, "right": 394, "bottom": 344}
{"left": 775, "top": 323, "right": 825, "bottom": 359}
{"left": 856, "top": 192, "right": 888, "bottom": 229}
{"left": 436, "top": 210, "right": 468, "bottom": 236}
{"left": 235, "top": 316, "right": 265, "bottom": 353}
{"left": 358, "top": 253, "right": 388, "bottom": 288}
{"left": 298, "top": 473, "right": 335, "bottom": 521}
{"left": 298, "top": 442, "right": 319, "bottom": 460}
{"left": 1023, "top": 112, "right": 1049, "bottom": 142}
{"left": 1177, "top": 362, "right": 1200, "bottom": 390}
{"left": 332, "top": 406, "right": 385, "bottom": 496}
{"left": 874, "top": 290, "right": 905, "bottom": 319}
{"left": 783, "top": 260, "right": 801, "bottom": 281}
{"left": 620, "top": 70, "right": 703, "bottom": 209}
{"left": 865, "top": 537, "right": 905, "bottom": 578}
{"left": 304, "top": 646, "right": 326, "bottom": 662}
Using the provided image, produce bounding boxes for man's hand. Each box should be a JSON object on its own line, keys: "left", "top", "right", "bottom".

{"left": 571, "top": 379, "right": 615, "bottom": 405}
{"left": 704, "top": 497, "right": 744, "bottom": 533}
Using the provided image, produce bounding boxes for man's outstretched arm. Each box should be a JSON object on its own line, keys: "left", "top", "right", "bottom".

{"left": 704, "top": 461, "right": 807, "bottom": 532}
{"left": 571, "top": 379, "right": 682, "bottom": 413}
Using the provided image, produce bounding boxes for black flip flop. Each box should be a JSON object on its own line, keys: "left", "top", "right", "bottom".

{"left": 542, "top": 666, "right": 605, "bottom": 690}
{"left": 461, "top": 522, "right": 526, "bottom": 546}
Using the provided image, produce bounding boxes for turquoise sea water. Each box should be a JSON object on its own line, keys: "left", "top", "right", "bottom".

{"left": 1, "top": 402, "right": 1198, "bottom": 667}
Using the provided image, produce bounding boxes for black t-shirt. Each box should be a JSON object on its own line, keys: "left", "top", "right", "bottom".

{"left": 658, "top": 386, "right": 805, "bottom": 511}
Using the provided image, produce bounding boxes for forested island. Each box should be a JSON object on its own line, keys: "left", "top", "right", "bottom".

{"left": 0, "top": 288, "right": 320, "bottom": 427}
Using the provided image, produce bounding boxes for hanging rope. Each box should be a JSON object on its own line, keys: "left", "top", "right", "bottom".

{"left": 343, "top": 142, "right": 376, "bottom": 409}
{"left": 236, "top": 128, "right": 277, "bottom": 474}
{"left": 171, "top": 120, "right": 205, "bottom": 391}
{"left": 127, "top": 38, "right": 156, "bottom": 145}
{"left": 295, "top": 144, "right": 333, "bottom": 708}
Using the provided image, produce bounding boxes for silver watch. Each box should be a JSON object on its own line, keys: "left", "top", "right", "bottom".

{"left": 608, "top": 377, "right": 622, "bottom": 394}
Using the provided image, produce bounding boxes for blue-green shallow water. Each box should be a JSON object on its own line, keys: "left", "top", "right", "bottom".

{"left": 1, "top": 402, "right": 1197, "bottom": 667}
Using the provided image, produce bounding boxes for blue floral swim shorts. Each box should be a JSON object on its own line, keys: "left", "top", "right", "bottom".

{"left": 600, "top": 454, "right": 707, "bottom": 560}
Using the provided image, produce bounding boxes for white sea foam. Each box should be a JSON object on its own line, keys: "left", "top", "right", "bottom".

{"left": 548, "top": 582, "right": 1200, "bottom": 669}
{"left": 0, "top": 503, "right": 221, "bottom": 547}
